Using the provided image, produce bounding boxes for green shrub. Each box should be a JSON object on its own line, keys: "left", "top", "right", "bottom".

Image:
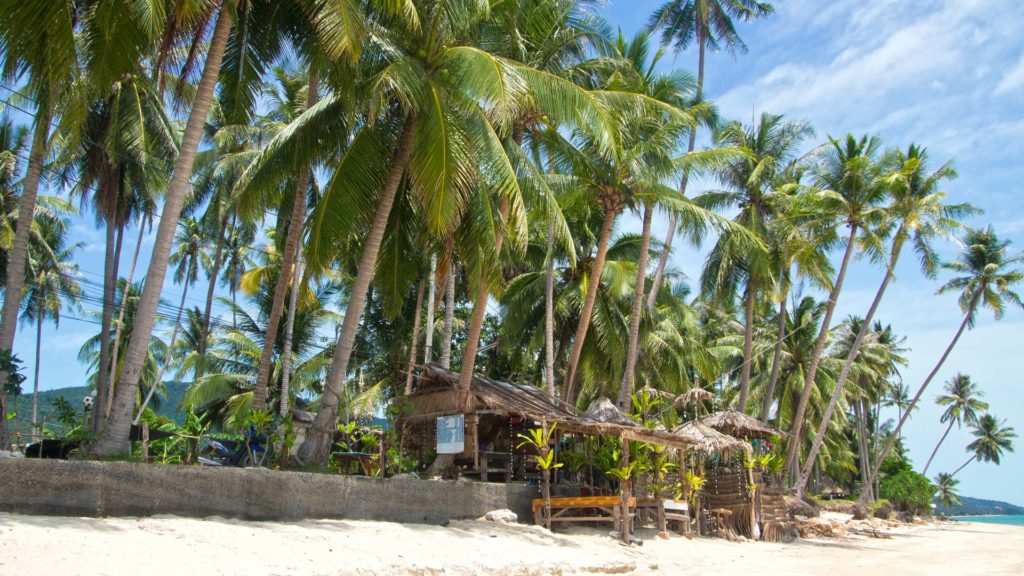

{"left": 880, "top": 470, "right": 935, "bottom": 515}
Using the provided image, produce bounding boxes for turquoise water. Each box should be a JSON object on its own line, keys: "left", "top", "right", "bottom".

{"left": 954, "top": 515, "right": 1024, "bottom": 526}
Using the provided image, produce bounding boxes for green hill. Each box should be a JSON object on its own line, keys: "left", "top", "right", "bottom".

{"left": 935, "top": 496, "right": 1024, "bottom": 516}
{"left": 9, "top": 382, "right": 190, "bottom": 438}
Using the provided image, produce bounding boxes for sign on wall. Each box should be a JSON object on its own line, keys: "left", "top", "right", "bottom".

{"left": 436, "top": 415, "right": 465, "bottom": 454}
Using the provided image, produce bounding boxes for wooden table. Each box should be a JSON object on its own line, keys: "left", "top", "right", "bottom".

{"left": 531, "top": 496, "right": 636, "bottom": 529}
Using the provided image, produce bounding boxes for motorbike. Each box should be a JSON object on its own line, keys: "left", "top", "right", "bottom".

{"left": 198, "top": 425, "right": 270, "bottom": 467}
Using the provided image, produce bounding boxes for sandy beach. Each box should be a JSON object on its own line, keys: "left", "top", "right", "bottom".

{"left": 1, "top": 512, "right": 1022, "bottom": 575}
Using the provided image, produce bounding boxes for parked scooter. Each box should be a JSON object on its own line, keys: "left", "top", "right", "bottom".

{"left": 198, "top": 425, "right": 270, "bottom": 467}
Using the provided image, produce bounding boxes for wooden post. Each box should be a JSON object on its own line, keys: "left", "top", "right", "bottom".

{"left": 141, "top": 424, "right": 149, "bottom": 463}
{"left": 471, "top": 413, "right": 480, "bottom": 471}
{"left": 620, "top": 432, "right": 631, "bottom": 544}
{"left": 747, "top": 456, "right": 757, "bottom": 539}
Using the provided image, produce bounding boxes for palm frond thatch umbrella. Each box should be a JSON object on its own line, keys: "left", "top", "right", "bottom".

{"left": 671, "top": 420, "right": 749, "bottom": 455}
{"left": 583, "top": 397, "right": 639, "bottom": 427}
{"left": 700, "top": 409, "right": 785, "bottom": 440}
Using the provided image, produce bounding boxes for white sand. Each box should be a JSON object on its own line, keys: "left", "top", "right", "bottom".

{"left": 1, "top": 512, "right": 1022, "bottom": 575}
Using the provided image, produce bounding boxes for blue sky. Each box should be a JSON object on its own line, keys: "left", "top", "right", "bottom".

{"left": 7, "top": 0, "right": 1023, "bottom": 504}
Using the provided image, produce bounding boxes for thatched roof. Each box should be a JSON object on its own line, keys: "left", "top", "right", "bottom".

{"left": 700, "top": 410, "right": 785, "bottom": 440}
{"left": 405, "top": 366, "right": 700, "bottom": 450}
{"left": 675, "top": 387, "right": 715, "bottom": 407}
{"left": 582, "top": 398, "right": 640, "bottom": 427}
{"left": 671, "top": 421, "right": 750, "bottom": 454}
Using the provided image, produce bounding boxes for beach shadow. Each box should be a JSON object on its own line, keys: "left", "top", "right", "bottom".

{"left": 0, "top": 512, "right": 126, "bottom": 532}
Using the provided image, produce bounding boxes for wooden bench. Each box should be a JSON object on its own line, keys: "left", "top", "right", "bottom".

{"left": 531, "top": 496, "right": 636, "bottom": 528}
{"left": 636, "top": 498, "right": 691, "bottom": 535}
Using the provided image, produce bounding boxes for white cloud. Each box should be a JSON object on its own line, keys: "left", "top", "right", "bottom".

{"left": 995, "top": 53, "right": 1024, "bottom": 95}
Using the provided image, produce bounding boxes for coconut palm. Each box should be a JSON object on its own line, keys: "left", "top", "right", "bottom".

{"left": 20, "top": 215, "right": 82, "bottom": 435}
{"left": 923, "top": 374, "right": 988, "bottom": 475}
{"left": 933, "top": 472, "right": 961, "bottom": 508}
{"left": 950, "top": 414, "right": 1017, "bottom": 477}
{"left": 785, "top": 134, "right": 888, "bottom": 480}
{"left": 0, "top": 1, "right": 77, "bottom": 447}
{"left": 646, "top": 0, "right": 775, "bottom": 310}
{"left": 795, "top": 144, "right": 972, "bottom": 493}
{"left": 862, "top": 227, "right": 1024, "bottom": 501}
{"left": 697, "top": 112, "right": 813, "bottom": 413}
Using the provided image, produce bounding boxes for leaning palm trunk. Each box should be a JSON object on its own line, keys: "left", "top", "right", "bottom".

{"left": 440, "top": 259, "right": 455, "bottom": 369}
{"left": 0, "top": 104, "right": 52, "bottom": 448}
{"left": 253, "top": 69, "right": 318, "bottom": 411}
{"left": 31, "top": 302, "right": 43, "bottom": 441}
{"left": 278, "top": 255, "right": 303, "bottom": 418}
{"left": 458, "top": 199, "right": 510, "bottom": 411}
{"left": 564, "top": 199, "right": 621, "bottom": 403}
{"left": 196, "top": 215, "right": 228, "bottom": 379}
{"left": 796, "top": 235, "right": 904, "bottom": 494}
{"left": 134, "top": 267, "right": 192, "bottom": 424}
{"left": 858, "top": 298, "right": 976, "bottom": 503}
{"left": 923, "top": 419, "right": 956, "bottom": 476}
{"left": 93, "top": 4, "right": 233, "bottom": 456}
{"left": 761, "top": 293, "right": 788, "bottom": 422}
{"left": 855, "top": 399, "right": 874, "bottom": 501}
{"left": 737, "top": 276, "right": 758, "bottom": 413}
{"left": 107, "top": 222, "right": 147, "bottom": 408}
{"left": 785, "top": 224, "right": 858, "bottom": 481}
{"left": 297, "top": 117, "right": 417, "bottom": 465}
{"left": 544, "top": 218, "right": 556, "bottom": 397}
{"left": 618, "top": 203, "right": 654, "bottom": 408}
{"left": 423, "top": 254, "right": 437, "bottom": 363}
{"left": 647, "top": 32, "right": 704, "bottom": 312}
{"left": 404, "top": 279, "right": 425, "bottom": 395}
{"left": 950, "top": 454, "right": 977, "bottom": 478}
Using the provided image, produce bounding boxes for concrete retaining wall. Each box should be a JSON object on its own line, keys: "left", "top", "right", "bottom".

{"left": 0, "top": 458, "right": 536, "bottom": 524}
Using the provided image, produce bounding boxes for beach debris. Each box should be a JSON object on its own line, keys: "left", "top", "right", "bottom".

{"left": 481, "top": 509, "right": 518, "bottom": 523}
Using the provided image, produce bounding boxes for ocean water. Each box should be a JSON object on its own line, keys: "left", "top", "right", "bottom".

{"left": 954, "top": 515, "right": 1024, "bottom": 526}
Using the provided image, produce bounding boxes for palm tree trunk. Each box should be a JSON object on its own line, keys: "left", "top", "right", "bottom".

{"left": 252, "top": 67, "right": 318, "bottom": 411}
{"left": 761, "top": 292, "right": 788, "bottom": 422}
{"left": 423, "top": 254, "right": 437, "bottom": 363}
{"left": 32, "top": 304, "right": 42, "bottom": 441}
{"left": 0, "top": 103, "right": 51, "bottom": 448}
{"left": 135, "top": 272, "right": 191, "bottom": 424}
{"left": 93, "top": 3, "right": 233, "bottom": 456}
{"left": 94, "top": 212, "right": 118, "bottom": 433}
{"left": 564, "top": 201, "right": 620, "bottom": 403}
{"left": 854, "top": 400, "right": 869, "bottom": 500}
{"left": 544, "top": 217, "right": 556, "bottom": 397}
{"left": 738, "top": 275, "right": 758, "bottom": 413}
{"left": 297, "top": 116, "right": 417, "bottom": 465}
{"left": 404, "top": 279, "right": 425, "bottom": 395}
{"left": 950, "top": 454, "right": 977, "bottom": 478}
{"left": 923, "top": 419, "right": 956, "bottom": 476}
{"left": 646, "top": 30, "right": 703, "bottom": 313}
{"left": 796, "top": 234, "right": 904, "bottom": 494}
{"left": 196, "top": 215, "right": 229, "bottom": 379}
{"left": 108, "top": 221, "right": 147, "bottom": 394}
{"left": 859, "top": 301, "right": 976, "bottom": 503}
{"left": 785, "top": 223, "right": 858, "bottom": 482}
{"left": 618, "top": 203, "right": 653, "bottom": 408}
{"left": 278, "top": 255, "right": 303, "bottom": 418}
{"left": 457, "top": 198, "right": 511, "bottom": 411}
{"left": 440, "top": 259, "right": 455, "bottom": 369}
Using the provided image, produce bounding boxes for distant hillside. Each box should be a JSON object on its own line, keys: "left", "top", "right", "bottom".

{"left": 10, "top": 382, "right": 189, "bottom": 437}
{"left": 935, "top": 496, "right": 1024, "bottom": 516}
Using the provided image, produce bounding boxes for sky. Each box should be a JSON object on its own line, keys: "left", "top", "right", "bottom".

{"left": 6, "top": 0, "right": 1023, "bottom": 504}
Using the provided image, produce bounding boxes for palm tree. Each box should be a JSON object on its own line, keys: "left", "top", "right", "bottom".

{"left": 862, "top": 227, "right": 1024, "bottom": 501}
{"left": 923, "top": 374, "right": 988, "bottom": 475}
{"left": 951, "top": 414, "right": 1017, "bottom": 477}
{"left": 20, "top": 215, "right": 81, "bottom": 436}
{"left": 933, "top": 472, "right": 961, "bottom": 508}
{"left": 785, "top": 134, "right": 887, "bottom": 481}
{"left": 646, "top": 0, "right": 775, "bottom": 310}
{"left": 698, "top": 112, "right": 813, "bottom": 413}
{"left": 0, "top": 1, "right": 77, "bottom": 448}
{"left": 795, "top": 144, "right": 971, "bottom": 493}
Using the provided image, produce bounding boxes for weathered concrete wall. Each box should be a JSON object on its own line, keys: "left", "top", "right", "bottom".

{"left": 0, "top": 459, "right": 536, "bottom": 524}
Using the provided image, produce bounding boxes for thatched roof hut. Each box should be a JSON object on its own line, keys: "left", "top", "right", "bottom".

{"left": 700, "top": 410, "right": 785, "bottom": 440}
{"left": 671, "top": 421, "right": 749, "bottom": 455}
{"left": 582, "top": 398, "right": 639, "bottom": 427}
{"left": 674, "top": 387, "right": 714, "bottom": 407}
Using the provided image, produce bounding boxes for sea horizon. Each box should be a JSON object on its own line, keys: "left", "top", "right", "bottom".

{"left": 952, "top": 515, "right": 1024, "bottom": 527}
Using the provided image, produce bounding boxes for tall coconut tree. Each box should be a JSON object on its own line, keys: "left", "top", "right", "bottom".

{"left": 950, "top": 414, "right": 1017, "bottom": 477}
{"left": 784, "top": 134, "right": 887, "bottom": 479}
{"left": 933, "top": 472, "right": 961, "bottom": 508}
{"left": 795, "top": 144, "right": 972, "bottom": 493}
{"left": 20, "top": 215, "right": 81, "bottom": 435}
{"left": 646, "top": 0, "right": 774, "bottom": 311}
{"left": 923, "top": 373, "right": 988, "bottom": 475}
{"left": 0, "top": 0, "right": 77, "bottom": 447}
{"left": 861, "top": 226, "right": 1024, "bottom": 501}
{"left": 697, "top": 112, "right": 812, "bottom": 413}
